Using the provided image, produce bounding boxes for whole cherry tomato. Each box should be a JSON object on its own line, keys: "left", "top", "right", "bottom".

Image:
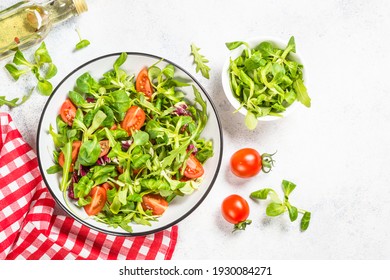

{"left": 230, "top": 148, "right": 275, "bottom": 178}
{"left": 221, "top": 194, "right": 251, "bottom": 232}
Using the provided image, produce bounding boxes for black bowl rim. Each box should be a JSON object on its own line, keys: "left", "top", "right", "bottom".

{"left": 36, "top": 52, "right": 224, "bottom": 237}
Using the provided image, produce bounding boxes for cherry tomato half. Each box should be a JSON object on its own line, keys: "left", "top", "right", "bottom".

{"left": 183, "top": 154, "right": 204, "bottom": 179}
{"left": 221, "top": 194, "right": 251, "bottom": 232}
{"left": 121, "top": 106, "right": 146, "bottom": 135}
{"left": 136, "top": 67, "right": 153, "bottom": 99}
{"left": 60, "top": 99, "right": 77, "bottom": 126}
{"left": 84, "top": 186, "right": 107, "bottom": 216}
{"left": 230, "top": 148, "right": 262, "bottom": 178}
{"left": 141, "top": 193, "right": 168, "bottom": 216}
{"left": 98, "top": 140, "right": 110, "bottom": 157}
{"left": 58, "top": 140, "right": 81, "bottom": 172}
{"left": 101, "top": 182, "right": 114, "bottom": 192}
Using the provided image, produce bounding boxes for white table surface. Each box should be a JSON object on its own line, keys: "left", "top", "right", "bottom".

{"left": 1, "top": 0, "right": 390, "bottom": 260}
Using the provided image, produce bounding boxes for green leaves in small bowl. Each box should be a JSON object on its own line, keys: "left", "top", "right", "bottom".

{"left": 222, "top": 36, "right": 311, "bottom": 130}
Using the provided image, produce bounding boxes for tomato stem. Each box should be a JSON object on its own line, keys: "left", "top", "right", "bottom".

{"left": 233, "top": 219, "right": 252, "bottom": 232}
{"left": 261, "top": 151, "right": 277, "bottom": 173}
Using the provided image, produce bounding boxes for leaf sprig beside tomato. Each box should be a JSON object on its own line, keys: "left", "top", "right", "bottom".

{"left": 47, "top": 53, "right": 214, "bottom": 232}
{"left": 250, "top": 180, "right": 311, "bottom": 231}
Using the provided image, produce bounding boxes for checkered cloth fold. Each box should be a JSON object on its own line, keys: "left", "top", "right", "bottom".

{"left": 0, "top": 112, "right": 177, "bottom": 260}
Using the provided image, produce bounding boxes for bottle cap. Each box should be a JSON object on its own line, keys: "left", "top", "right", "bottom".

{"left": 73, "top": 0, "right": 88, "bottom": 14}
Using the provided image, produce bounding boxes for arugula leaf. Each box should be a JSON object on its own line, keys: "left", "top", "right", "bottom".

{"left": 0, "top": 88, "right": 33, "bottom": 108}
{"left": 190, "top": 43, "right": 211, "bottom": 79}
{"left": 293, "top": 78, "right": 311, "bottom": 107}
{"left": 192, "top": 85, "right": 208, "bottom": 139}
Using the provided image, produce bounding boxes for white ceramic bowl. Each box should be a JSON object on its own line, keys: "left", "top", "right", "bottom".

{"left": 221, "top": 36, "right": 305, "bottom": 122}
{"left": 37, "top": 52, "right": 223, "bottom": 236}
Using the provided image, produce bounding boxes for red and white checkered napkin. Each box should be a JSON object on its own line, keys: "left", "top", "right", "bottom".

{"left": 0, "top": 112, "right": 178, "bottom": 260}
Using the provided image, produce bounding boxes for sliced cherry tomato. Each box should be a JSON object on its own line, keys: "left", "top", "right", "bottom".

{"left": 133, "top": 168, "right": 141, "bottom": 176}
{"left": 141, "top": 194, "right": 168, "bottom": 216}
{"left": 60, "top": 99, "right": 77, "bottom": 126}
{"left": 99, "top": 140, "right": 110, "bottom": 157}
{"left": 221, "top": 194, "right": 251, "bottom": 232}
{"left": 84, "top": 186, "right": 107, "bottom": 216}
{"left": 179, "top": 176, "right": 191, "bottom": 182}
{"left": 101, "top": 182, "right": 112, "bottom": 191}
{"left": 136, "top": 67, "right": 153, "bottom": 99}
{"left": 116, "top": 166, "right": 124, "bottom": 174}
{"left": 121, "top": 106, "right": 146, "bottom": 135}
{"left": 58, "top": 140, "right": 81, "bottom": 172}
{"left": 183, "top": 154, "right": 204, "bottom": 179}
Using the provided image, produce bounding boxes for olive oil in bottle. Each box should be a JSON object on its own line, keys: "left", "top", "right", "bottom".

{"left": 0, "top": 0, "right": 88, "bottom": 59}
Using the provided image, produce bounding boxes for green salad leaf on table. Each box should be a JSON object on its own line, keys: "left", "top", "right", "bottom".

{"left": 225, "top": 36, "right": 311, "bottom": 130}
{"left": 250, "top": 179, "right": 311, "bottom": 231}
{"left": 47, "top": 53, "right": 214, "bottom": 232}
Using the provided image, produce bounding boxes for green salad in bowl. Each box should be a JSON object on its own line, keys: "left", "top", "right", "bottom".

{"left": 37, "top": 52, "right": 222, "bottom": 236}
{"left": 222, "top": 36, "right": 311, "bottom": 129}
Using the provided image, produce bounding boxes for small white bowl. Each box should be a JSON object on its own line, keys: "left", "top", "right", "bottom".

{"left": 221, "top": 36, "right": 306, "bottom": 122}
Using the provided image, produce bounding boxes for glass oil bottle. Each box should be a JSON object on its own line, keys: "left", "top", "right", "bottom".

{"left": 0, "top": 0, "right": 88, "bottom": 59}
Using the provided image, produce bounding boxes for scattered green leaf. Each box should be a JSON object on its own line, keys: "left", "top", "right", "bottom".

{"left": 4, "top": 42, "right": 57, "bottom": 96}
{"left": 190, "top": 43, "right": 211, "bottom": 79}
{"left": 250, "top": 179, "right": 311, "bottom": 231}
{"left": 75, "top": 29, "right": 90, "bottom": 50}
{"left": 0, "top": 88, "right": 34, "bottom": 108}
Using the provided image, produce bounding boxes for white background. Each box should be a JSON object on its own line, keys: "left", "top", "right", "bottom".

{"left": 1, "top": 0, "right": 390, "bottom": 260}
